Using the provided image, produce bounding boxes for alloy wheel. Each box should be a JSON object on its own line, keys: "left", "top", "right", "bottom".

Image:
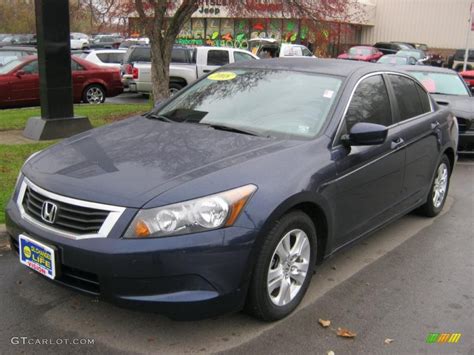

{"left": 433, "top": 162, "right": 448, "bottom": 208}
{"left": 267, "top": 229, "right": 311, "bottom": 306}
{"left": 86, "top": 87, "right": 104, "bottom": 104}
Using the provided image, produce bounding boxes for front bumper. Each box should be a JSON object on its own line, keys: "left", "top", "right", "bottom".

{"left": 5, "top": 199, "right": 257, "bottom": 320}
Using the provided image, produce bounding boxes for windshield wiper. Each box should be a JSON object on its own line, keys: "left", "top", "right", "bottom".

{"left": 203, "top": 123, "right": 267, "bottom": 137}
{"left": 146, "top": 113, "right": 175, "bottom": 122}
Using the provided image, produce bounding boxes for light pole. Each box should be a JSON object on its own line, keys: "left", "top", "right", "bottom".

{"left": 23, "top": 0, "right": 92, "bottom": 141}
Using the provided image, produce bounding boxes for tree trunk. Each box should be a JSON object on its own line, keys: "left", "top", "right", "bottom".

{"left": 149, "top": 38, "right": 171, "bottom": 102}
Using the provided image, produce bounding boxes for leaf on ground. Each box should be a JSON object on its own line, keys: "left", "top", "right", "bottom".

{"left": 327, "top": 351, "right": 335, "bottom": 355}
{"left": 337, "top": 327, "right": 356, "bottom": 338}
{"left": 384, "top": 338, "right": 394, "bottom": 344}
{"left": 319, "top": 319, "right": 331, "bottom": 328}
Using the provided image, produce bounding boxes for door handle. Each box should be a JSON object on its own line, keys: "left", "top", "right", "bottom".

{"left": 203, "top": 69, "right": 211, "bottom": 73}
{"left": 431, "top": 121, "right": 440, "bottom": 130}
{"left": 391, "top": 137, "right": 405, "bottom": 150}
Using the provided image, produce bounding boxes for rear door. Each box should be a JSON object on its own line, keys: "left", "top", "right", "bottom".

{"left": 386, "top": 74, "right": 440, "bottom": 208}
{"left": 197, "top": 49, "right": 229, "bottom": 77}
{"left": 71, "top": 59, "right": 87, "bottom": 101}
{"left": 332, "top": 74, "right": 406, "bottom": 247}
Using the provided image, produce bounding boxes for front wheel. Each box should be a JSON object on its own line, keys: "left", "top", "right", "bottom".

{"left": 82, "top": 84, "right": 106, "bottom": 104}
{"left": 418, "top": 155, "right": 451, "bottom": 217}
{"left": 245, "top": 211, "right": 316, "bottom": 321}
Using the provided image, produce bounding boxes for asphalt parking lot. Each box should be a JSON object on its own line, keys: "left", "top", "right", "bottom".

{"left": 0, "top": 157, "right": 472, "bottom": 355}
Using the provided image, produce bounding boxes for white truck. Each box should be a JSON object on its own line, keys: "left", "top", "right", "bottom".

{"left": 126, "top": 46, "right": 259, "bottom": 95}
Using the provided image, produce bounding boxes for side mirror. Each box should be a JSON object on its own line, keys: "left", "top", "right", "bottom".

{"left": 15, "top": 70, "right": 25, "bottom": 77}
{"left": 342, "top": 122, "right": 388, "bottom": 146}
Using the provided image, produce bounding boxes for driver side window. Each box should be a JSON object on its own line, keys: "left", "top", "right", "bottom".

{"left": 343, "top": 74, "right": 392, "bottom": 134}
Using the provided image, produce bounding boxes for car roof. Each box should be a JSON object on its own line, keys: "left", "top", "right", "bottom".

{"left": 0, "top": 46, "right": 36, "bottom": 52}
{"left": 225, "top": 58, "right": 409, "bottom": 77}
{"left": 93, "top": 49, "right": 126, "bottom": 53}
{"left": 403, "top": 65, "right": 458, "bottom": 74}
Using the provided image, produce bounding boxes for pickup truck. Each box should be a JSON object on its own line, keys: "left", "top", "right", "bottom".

{"left": 126, "top": 46, "right": 259, "bottom": 95}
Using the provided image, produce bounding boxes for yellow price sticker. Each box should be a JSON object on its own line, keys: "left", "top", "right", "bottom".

{"left": 208, "top": 72, "right": 237, "bottom": 81}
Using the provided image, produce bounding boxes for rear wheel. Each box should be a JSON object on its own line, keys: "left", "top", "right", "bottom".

{"left": 82, "top": 84, "right": 106, "bottom": 104}
{"left": 169, "top": 82, "right": 184, "bottom": 96}
{"left": 245, "top": 211, "right": 316, "bottom": 321}
{"left": 418, "top": 155, "right": 451, "bottom": 217}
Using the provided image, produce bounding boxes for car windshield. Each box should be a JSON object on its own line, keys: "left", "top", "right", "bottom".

{"left": 410, "top": 71, "right": 469, "bottom": 96}
{"left": 0, "top": 58, "right": 22, "bottom": 73}
{"left": 397, "top": 50, "right": 423, "bottom": 60}
{"left": 349, "top": 47, "right": 372, "bottom": 56}
{"left": 378, "top": 56, "right": 409, "bottom": 65}
{"left": 152, "top": 69, "right": 342, "bottom": 139}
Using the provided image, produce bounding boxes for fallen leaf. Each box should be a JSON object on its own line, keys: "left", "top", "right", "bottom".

{"left": 319, "top": 319, "right": 331, "bottom": 328}
{"left": 384, "top": 338, "right": 394, "bottom": 344}
{"left": 337, "top": 327, "right": 356, "bottom": 338}
{"left": 327, "top": 351, "right": 335, "bottom": 355}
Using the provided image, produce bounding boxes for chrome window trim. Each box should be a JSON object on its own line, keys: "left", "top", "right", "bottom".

{"left": 331, "top": 71, "right": 434, "bottom": 148}
{"left": 16, "top": 177, "right": 126, "bottom": 240}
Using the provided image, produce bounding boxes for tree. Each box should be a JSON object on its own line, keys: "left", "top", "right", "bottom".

{"left": 134, "top": 1, "right": 199, "bottom": 101}
{"left": 128, "top": 0, "right": 366, "bottom": 102}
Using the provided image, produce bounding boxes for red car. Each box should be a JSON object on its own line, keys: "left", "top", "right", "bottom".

{"left": 460, "top": 70, "right": 474, "bottom": 88}
{"left": 0, "top": 55, "right": 123, "bottom": 108}
{"left": 337, "top": 46, "right": 383, "bottom": 62}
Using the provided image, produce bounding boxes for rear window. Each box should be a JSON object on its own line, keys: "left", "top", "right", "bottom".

{"left": 128, "top": 47, "right": 151, "bottom": 63}
{"left": 410, "top": 71, "right": 470, "bottom": 96}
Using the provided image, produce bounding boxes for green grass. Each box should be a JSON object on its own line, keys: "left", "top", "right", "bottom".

{"left": 0, "top": 103, "right": 151, "bottom": 131}
{"left": 0, "top": 143, "right": 55, "bottom": 224}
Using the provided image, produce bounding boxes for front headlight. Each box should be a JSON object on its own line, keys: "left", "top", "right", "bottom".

{"left": 124, "top": 184, "right": 257, "bottom": 238}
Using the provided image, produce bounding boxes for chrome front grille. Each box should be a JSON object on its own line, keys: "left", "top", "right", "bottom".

{"left": 22, "top": 187, "right": 109, "bottom": 235}
{"left": 17, "top": 178, "right": 126, "bottom": 240}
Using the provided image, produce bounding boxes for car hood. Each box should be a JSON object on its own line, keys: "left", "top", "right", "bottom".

{"left": 431, "top": 94, "right": 474, "bottom": 120}
{"left": 23, "top": 116, "right": 294, "bottom": 208}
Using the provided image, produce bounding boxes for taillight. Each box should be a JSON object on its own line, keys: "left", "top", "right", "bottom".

{"left": 125, "top": 64, "right": 133, "bottom": 74}
{"left": 132, "top": 67, "right": 139, "bottom": 80}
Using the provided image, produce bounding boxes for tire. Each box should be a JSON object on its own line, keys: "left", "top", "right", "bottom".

{"left": 82, "top": 84, "right": 106, "bottom": 104}
{"left": 169, "top": 82, "right": 184, "bottom": 96}
{"left": 245, "top": 211, "right": 317, "bottom": 321}
{"left": 417, "top": 154, "right": 451, "bottom": 217}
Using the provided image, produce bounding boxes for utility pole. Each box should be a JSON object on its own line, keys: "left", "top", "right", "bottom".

{"left": 23, "top": 0, "right": 92, "bottom": 141}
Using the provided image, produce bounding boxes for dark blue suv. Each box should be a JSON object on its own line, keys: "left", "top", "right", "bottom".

{"left": 6, "top": 59, "right": 457, "bottom": 321}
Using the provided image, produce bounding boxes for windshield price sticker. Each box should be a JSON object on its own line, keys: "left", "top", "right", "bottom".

{"left": 208, "top": 72, "right": 237, "bottom": 81}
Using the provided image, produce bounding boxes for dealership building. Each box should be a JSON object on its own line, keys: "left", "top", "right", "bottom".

{"left": 129, "top": 0, "right": 474, "bottom": 55}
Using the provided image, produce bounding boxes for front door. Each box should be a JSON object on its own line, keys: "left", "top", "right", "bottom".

{"left": 10, "top": 60, "right": 39, "bottom": 105}
{"left": 332, "top": 74, "right": 406, "bottom": 248}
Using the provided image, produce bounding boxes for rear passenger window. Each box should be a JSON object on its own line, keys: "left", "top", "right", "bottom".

{"left": 416, "top": 84, "right": 432, "bottom": 113}
{"left": 389, "top": 75, "right": 429, "bottom": 121}
{"left": 207, "top": 50, "right": 229, "bottom": 66}
{"left": 344, "top": 75, "right": 392, "bottom": 132}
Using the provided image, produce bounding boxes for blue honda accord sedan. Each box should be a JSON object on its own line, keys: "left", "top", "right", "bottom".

{"left": 6, "top": 59, "right": 457, "bottom": 321}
